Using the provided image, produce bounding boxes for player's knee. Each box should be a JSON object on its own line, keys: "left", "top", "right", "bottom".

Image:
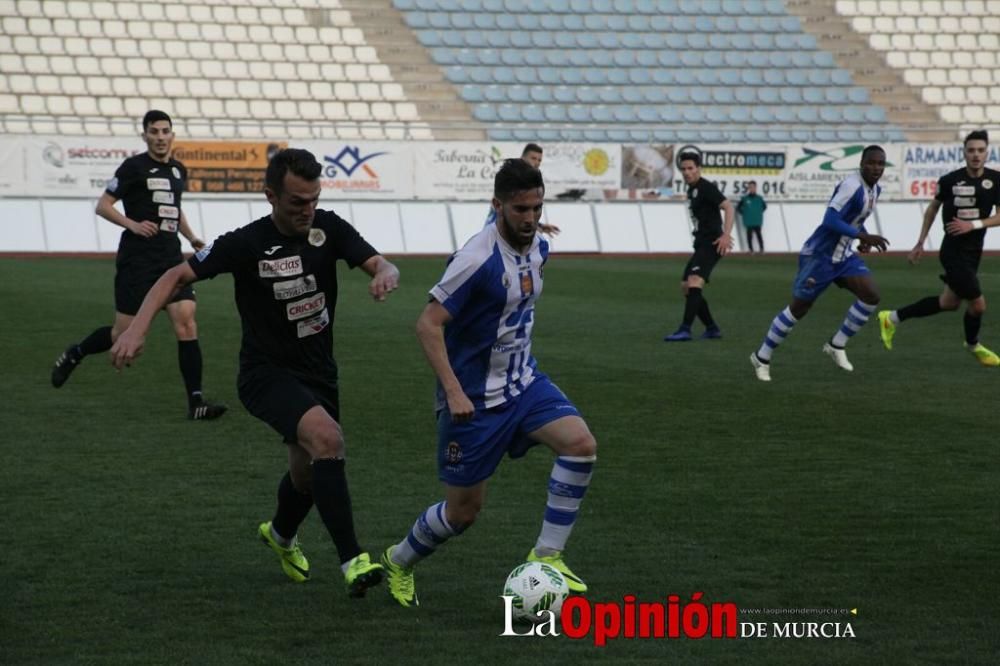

{"left": 174, "top": 320, "right": 197, "bottom": 339}
{"left": 861, "top": 292, "right": 880, "bottom": 306}
{"left": 940, "top": 298, "right": 960, "bottom": 311}
{"left": 564, "top": 431, "right": 597, "bottom": 458}
{"left": 969, "top": 300, "right": 986, "bottom": 317}
{"left": 303, "top": 424, "right": 345, "bottom": 459}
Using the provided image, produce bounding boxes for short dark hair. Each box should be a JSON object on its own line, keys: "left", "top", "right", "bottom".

{"left": 522, "top": 143, "right": 543, "bottom": 156}
{"left": 142, "top": 110, "right": 171, "bottom": 131}
{"left": 265, "top": 148, "right": 322, "bottom": 196}
{"left": 965, "top": 130, "right": 989, "bottom": 145}
{"left": 494, "top": 158, "right": 544, "bottom": 202}
{"left": 861, "top": 145, "right": 885, "bottom": 160}
{"left": 748, "top": 180, "right": 757, "bottom": 186}
{"left": 678, "top": 151, "right": 701, "bottom": 167}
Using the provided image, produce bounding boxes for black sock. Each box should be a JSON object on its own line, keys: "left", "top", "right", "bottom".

{"left": 78, "top": 326, "right": 113, "bottom": 357}
{"left": 311, "top": 458, "right": 361, "bottom": 564}
{"left": 897, "top": 296, "right": 942, "bottom": 322}
{"left": 272, "top": 471, "right": 314, "bottom": 541}
{"left": 697, "top": 296, "right": 716, "bottom": 328}
{"left": 964, "top": 311, "right": 982, "bottom": 346}
{"left": 177, "top": 340, "right": 203, "bottom": 407}
{"left": 682, "top": 288, "right": 703, "bottom": 328}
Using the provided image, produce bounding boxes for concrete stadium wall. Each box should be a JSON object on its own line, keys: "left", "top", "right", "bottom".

{"left": 1, "top": 198, "right": 988, "bottom": 254}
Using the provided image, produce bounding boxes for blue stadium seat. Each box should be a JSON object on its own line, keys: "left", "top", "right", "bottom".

{"left": 780, "top": 87, "right": 803, "bottom": 104}
{"left": 831, "top": 70, "right": 853, "bottom": 86}
{"left": 532, "top": 32, "right": 556, "bottom": 48}
{"left": 763, "top": 70, "right": 785, "bottom": 86}
{"left": 629, "top": 69, "right": 652, "bottom": 85}
{"left": 808, "top": 70, "right": 832, "bottom": 86}
{"left": 522, "top": 104, "right": 545, "bottom": 123}
{"left": 500, "top": 50, "right": 525, "bottom": 66}
{"left": 814, "top": 129, "right": 838, "bottom": 142}
{"left": 712, "top": 87, "right": 734, "bottom": 104}
{"left": 740, "top": 70, "right": 763, "bottom": 85}
{"left": 752, "top": 34, "right": 775, "bottom": 49}
{"left": 865, "top": 107, "right": 888, "bottom": 123}
{"left": 690, "top": 88, "right": 711, "bottom": 104}
{"left": 497, "top": 104, "right": 521, "bottom": 122}
{"left": 416, "top": 29, "right": 442, "bottom": 46}
{"left": 553, "top": 86, "right": 574, "bottom": 103}
{"left": 431, "top": 47, "right": 455, "bottom": 64}
{"left": 758, "top": 87, "right": 780, "bottom": 104}
{"left": 724, "top": 51, "right": 748, "bottom": 67}
{"left": 706, "top": 106, "right": 728, "bottom": 123}
{"left": 786, "top": 70, "right": 808, "bottom": 86}
{"left": 508, "top": 85, "right": 531, "bottom": 103}
{"left": 797, "top": 107, "right": 820, "bottom": 123}
{"left": 562, "top": 13, "right": 585, "bottom": 29}
{"left": 444, "top": 66, "right": 469, "bottom": 83}
{"left": 730, "top": 106, "right": 751, "bottom": 123}
{"left": 747, "top": 52, "right": 769, "bottom": 68}
{"left": 531, "top": 85, "right": 554, "bottom": 102}
{"left": 819, "top": 106, "right": 842, "bottom": 124}
{"left": 637, "top": 106, "right": 658, "bottom": 123}
{"left": 394, "top": 0, "right": 417, "bottom": 9}
{"left": 472, "top": 104, "right": 498, "bottom": 122}
{"left": 483, "top": 85, "right": 505, "bottom": 102}
{"left": 462, "top": 84, "right": 484, "bottom": 102}
{"left": 803, "top": 88, "right": 825, "bottom": 104}
{"left": 719, "top": 69, "right": 741, "bottom": 85}
{"left": 544, "top": 103, "right": 568, "bottom": 122}
{"left": 576, "top": 87, "right": 600, "bottom": 103}
{"left": 843, "top": 107, "right": 866, "bottom": 124}
{"left": 735, "top": 88, "right": 755, "bottom": 104}
{"left": 491, "top": 67, "right": 515, "bottom": 84}
{"left": 428, "top": 13, "right": 449, "bottom": 29}
{"left": 769, "top": 51, "right": 792, "bottom": 68}
{"left": 812, "top": 52, "right": 835, "bottom": 68}
{"left": 774, "top": 106, "right": 797, "bottom": 123}
{"left": 751, "top": 106, "right": 775, "bottom": 123}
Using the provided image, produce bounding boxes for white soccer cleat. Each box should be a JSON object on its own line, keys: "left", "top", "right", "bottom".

{"left": 822, "top": 343, "right": 854, "bottom": 372}
{"left": 749, "top": 352, "right": 771, "bottom": 382}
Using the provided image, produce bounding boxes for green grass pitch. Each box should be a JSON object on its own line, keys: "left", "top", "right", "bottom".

{"left": 1, "top": 254, "right": 996, "bottom": 664}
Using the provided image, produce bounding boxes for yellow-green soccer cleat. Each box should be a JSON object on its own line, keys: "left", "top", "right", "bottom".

{"left": 527, "top": 548, "right": 588, "bottom": 594}
{"left": 877, "top": 311, "right": 896, "bottom": 351}
{"left": 258, "top": 521, "right": 310, "bottom": 583}
{"left": 343, "top": 552, "right": 384, "bottom": 598}
{"left": 380, "top": 546, "right": 418, "bottom": 607}
{"left": 965, "top": 342, "right": 1000, "bottom": 367}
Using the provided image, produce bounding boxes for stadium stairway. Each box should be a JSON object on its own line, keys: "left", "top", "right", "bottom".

{"left": 338, "top": 0, "right": 484, "bottom": 139}
{"left": 785, "top": 0, "right": 952, "bottom": 140}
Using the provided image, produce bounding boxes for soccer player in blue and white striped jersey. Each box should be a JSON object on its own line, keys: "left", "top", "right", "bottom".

{"left": 750, "top": 145, "right": 891, "bottom": 381}
{"left": 380, "top": 158, "right": 597, "bottom": 607}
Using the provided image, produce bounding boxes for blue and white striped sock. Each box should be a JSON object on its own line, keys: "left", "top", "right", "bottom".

{"left": 534, "top": 455, "right": 595, "bottom": 555}
{"left": 831, "top": 300, "right": 877, "bottom": 348}
{"left": 391, "top": 501, "right": 462, "bottom": 568}
{"left": 756, "top": 306, "right": 798, "bottom": 362}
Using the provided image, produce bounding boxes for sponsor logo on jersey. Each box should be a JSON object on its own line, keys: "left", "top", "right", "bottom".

{"left": 149, "top": 167, "right": 158, "bottom": 173}
{"left": 159, "top": 220, "right": 178, "bottom": 233}
{"left": 147, "top": 178, "right": 171, "bottom": 191}
{"left": 172, "top": 166, "right": 181, "bottom": 180}
{"left": 296, "top": 308, "right": 329, "bottom": 338}
{"left": 158, "top": 205, "right": 179, "bottom": 219}
{"left": 286, "top": 293, "right": 326, "bottom": 320}
{"left": 273, "top": 275, "right": 317, "bottom": 300}
{"left": 259, "top": 255, "right": 303, "bottom": 278}
{"left": 195, "top": 243, "right": 213, "bottom": 261}
{"left": 954, "top": 197, "right": 976, "bottom": 207}
{"left": 152, "top": 191, "right": 174, "bottom": 204}
{"left": 519, "top": 270, "right": 534, "bottom": 297}
{"left": 953, "top": 185, "right": 975, "bottom": 196}
{"left": 264, "top": 245, "right": 282, "bottom": 256}
{"left": 957, "top": 209, "right": 980, "bottom": 220}
{"left": 308, "top": 228, "right": 326, "bottom": 247}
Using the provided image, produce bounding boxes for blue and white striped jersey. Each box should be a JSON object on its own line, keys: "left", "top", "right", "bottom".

{"left": 801, "top": 172, "right": 880, "bottom": 263}
{"left": 429, "top": 223, "right": 549, "bottom": 410}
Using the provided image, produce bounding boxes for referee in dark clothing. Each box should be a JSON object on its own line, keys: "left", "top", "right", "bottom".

{"left": 111, "top": 149, "right": 399, "bottom": 597}
{"left": 878, "top": 130, "right": 1000, "bottom": 366}
{"left": 664, "top": 152, "right": 735, "bottom": 341}
{"left": 50, "top": 110, "right": 225, "bottom": 420}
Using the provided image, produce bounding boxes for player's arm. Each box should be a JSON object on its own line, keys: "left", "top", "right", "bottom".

{"left": 95, "top": 191, "right": 158, "bottom": 238}
{"left": 177, "top": 210, "right": 205, "bottom": 251}
{"left": 945, "top": 207, "right": 1000, "bottom": 235}
{"left": 110, "top": 262, "right": 199, "bottom": 369}
{"left": 415, "top": 300, "right": 473, "bottom": 423}
{"left": 821, "top": 206, "right": 888, "bottom": 251}
{"left": 714, "top": 198, "right": 735, "bottom": 255}
{"left": 907, "top": 200, "right": 940, "bottom": 263}
{"left": 359, "top": 254, "right": 400, "bottom": 302}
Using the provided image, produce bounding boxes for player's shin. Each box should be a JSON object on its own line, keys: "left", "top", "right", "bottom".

{"left": 534, "top": 455, "right": 595, "bottom": 556}
{"left": 830, "top": 300, "right": 876, "bottom": 348}
{"left": 310, "top": 458, "right": 363, "bottom": 564}
{"left": 390, "top": 501, "right": 462, "bottom": 568}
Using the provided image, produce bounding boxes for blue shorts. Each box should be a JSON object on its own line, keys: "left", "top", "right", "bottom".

{"left": 437, "top": 374, "right": 581, "bottom": 487}
{"left": 792, "top": 253, "right": 869, "bottom": 302}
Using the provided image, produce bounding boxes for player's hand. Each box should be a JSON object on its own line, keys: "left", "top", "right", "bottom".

{"left": 189, "top": 238, "right": 206, "bottom": 251}
{"left": 857, "top": 241, "right": 871, "bottom": 254}
{"left": 945, "top": 218, "right": 975, "bottom": 236}
{"left": 130, "top": 220, "right": 159, "bottom": 237}
{"left": 368, "top": 265, "right": 400, "bottom": 302}
{"left": 857, "top": 232, "right": 889, "bottom": 252}
{"left": 539, "top": 223, "right": 561, "bottom": 237}
{"left": 713, "top": 233, "right": 734, "bottom": 256}
{"left": 110, "top": 329, "right": 145, "bottom": 370}
{"left": 446, "top": 390, "right": 475, "bottom": 423}
{"left": 907, "top": 243, "right": 924, "bottom": 265}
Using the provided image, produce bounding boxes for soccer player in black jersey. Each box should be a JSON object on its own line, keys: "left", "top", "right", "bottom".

{"left": 663, "top": 151, "right": 735, "bottom": 341}
{"left": 110, "top": 149, "right": 400, "bottom": 597}
{"left": 878, "top": 130, "right": 1000, "bottom": 366}
{"left": 49, "top": 110, "right": 226, "bottom": 419}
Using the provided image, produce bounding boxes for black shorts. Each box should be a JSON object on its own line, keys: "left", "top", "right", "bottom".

{"left": 681, "top": 243, "right": 722, "bottom": 282}
{"left": 938, "top": 242, "right": 983, "bottom": 300}
{"left": 238, "top": 363, "right": 340, "bottom": 444}
{"left": 114, "top": 264, "right": 195, "bottom": 316}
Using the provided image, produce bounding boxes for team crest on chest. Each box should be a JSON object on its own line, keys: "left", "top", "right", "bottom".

{"left": 309, "top": 228, "right": 326, "bottom": 247}
{"left": 171, "top": 166, "right": 181, "bottom": 180}
{"left": 984, "top": 180, "right": 994, "bottom": 189}
{"left": 502, "top": 273, "right": 512, "bottom": 289}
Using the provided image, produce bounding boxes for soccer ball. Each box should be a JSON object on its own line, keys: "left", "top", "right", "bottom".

{"left": 503, "top": 561, "right": 570, "bottom": 623}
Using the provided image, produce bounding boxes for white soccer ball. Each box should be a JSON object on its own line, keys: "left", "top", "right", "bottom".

{"left": 503, "top": 561, "right": 570, "bottom": 623}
